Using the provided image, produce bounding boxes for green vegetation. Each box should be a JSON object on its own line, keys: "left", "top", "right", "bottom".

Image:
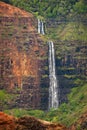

{"left": 0, "top": 0, "right": 87, "bottom": 128}
{"left": 4, "top": 83, "right": 87, "bottom": 126}
{"left": 47, "top": 22, "right": 87, "bottom": 41}
{"left": 0, "top": 90, "right": 16, "bottom": 109}
{"left": 4, "top": 109, "right": 45, "bottom": 119}
{"left": 4, "top": 0, "right": 86, "bottom": 18}
{"left": 0, "top": 90, "right": 13, "bottom": 101}
{"left": 0, "top": 89, "right": 20, "bottom": 110}
{"left": 74, "top": 0, "right": 87, "bottom": 13}
{"left": 44, "top": 83, "right": 87, "bottom": 126}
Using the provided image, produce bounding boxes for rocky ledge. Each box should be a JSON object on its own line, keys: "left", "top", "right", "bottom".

{"left": 0, "top": 112, "right": 67, "bottom": 130}
{"left": 0, "top": 112, "right": 87, "bottom": 130}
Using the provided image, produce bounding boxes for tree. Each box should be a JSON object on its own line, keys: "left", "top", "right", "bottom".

{"left": 74, "top": 0, "right": 87, "bottom": 13}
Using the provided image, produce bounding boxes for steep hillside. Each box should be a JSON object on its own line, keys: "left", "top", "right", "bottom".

{"left": 0, "top": 1, "right": 48, "bottom": 110}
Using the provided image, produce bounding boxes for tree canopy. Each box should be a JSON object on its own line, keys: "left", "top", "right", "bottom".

{"left": 1, "top": 0, "right": 87, "bottom": 18}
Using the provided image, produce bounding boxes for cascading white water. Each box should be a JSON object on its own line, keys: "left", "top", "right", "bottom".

{"left": 38, "top": 19, "right": 44, "bottom": 35}
{"left": 41, "top": 21, "right": 45, "bottom": 35}
{"left": 38, "top": 19, "right": 41, "bottom": 34}
{"left": 38, "top": 19, "right": 59, "bottom": 109}
{"left": 48, "top": 41, "right": 59, "bottom": 109}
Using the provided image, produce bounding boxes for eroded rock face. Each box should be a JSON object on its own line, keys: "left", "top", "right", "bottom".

{"left": 0, "top": 2, "right": 48, "bottom": 110}
{"left": 0, "top": 112, "right": 16, "bottom": 130}
{"left": 16, "top": 116, "right": 46, "bottom": 130}
{"left": 16, "top": 116, "right": 68, "bottom": 130}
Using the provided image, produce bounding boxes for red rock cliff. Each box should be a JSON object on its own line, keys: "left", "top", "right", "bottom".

{"left": 0, "top": 2, "right": 48, "bottom": 109}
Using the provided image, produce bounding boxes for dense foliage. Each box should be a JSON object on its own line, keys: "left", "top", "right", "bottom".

{"left": 3, "top": 0, "right": 86, "bottom": 18}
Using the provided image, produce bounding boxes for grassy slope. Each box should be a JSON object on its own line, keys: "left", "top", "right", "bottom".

{"left": 47, "top": 21, "right": 87, "bottom": 41}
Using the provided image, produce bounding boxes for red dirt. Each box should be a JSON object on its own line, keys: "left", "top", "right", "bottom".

{"left": 0, "top": 1, "right": 33, "bottom": 17}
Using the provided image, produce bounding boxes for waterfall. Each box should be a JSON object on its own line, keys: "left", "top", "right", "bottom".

{"left": 38, "top": 19, "right": 41, "bottom": 34}
{"left": 48, "top": 41, "right": 59, "bottom": 109}
{"left": 38, "top": 19, "right": 44, "bottom": 35}
{"left": 41, "top": 21, "right": 45, "bottom": 35}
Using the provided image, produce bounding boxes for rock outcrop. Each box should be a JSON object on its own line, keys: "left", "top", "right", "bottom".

{"left": 0, "top": 112, "right": 87, "bottom": 130}
{"left": 0, "top": 112, "right": 67, "bottom": 130}
{"left": 0, "top": 112, "right": 16, "bottom": 130}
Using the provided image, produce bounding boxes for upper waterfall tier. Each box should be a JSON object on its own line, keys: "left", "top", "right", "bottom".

{"left": 38, "top": 19, "right": 45, "bottom": 35}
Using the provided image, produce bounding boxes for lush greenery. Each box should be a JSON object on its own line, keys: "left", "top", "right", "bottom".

{"left": 0, "top": 90, "right": 14, "bottom": 102}
{"left": 4, "top": 82, "right": 87, "bottom": 126}
{"left": 4, "top": 109, "right": 45, "bottom": 119}
{"left": 45, "top": 83, "right": 87, "bottom": 126}
{"left": 1, "top": 0, "right": 87, "bottom": 18}
{"left": 47, "top": 21, "right": 87, "bottom": 41}
{"left": 0, "top": 90, "right": 17, "bottom": 109}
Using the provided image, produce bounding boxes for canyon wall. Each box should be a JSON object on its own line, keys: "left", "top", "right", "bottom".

{"left": 0, "top": 2, "right": 48, "bottom": 110}
{"left": 0, "top": 2, "right": 87, "bottom": 111}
